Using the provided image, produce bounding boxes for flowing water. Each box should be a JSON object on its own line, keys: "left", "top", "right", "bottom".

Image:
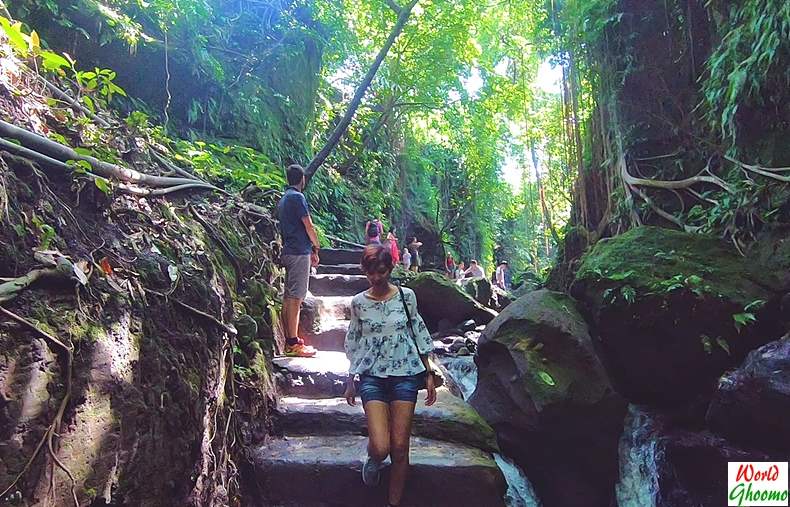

{"left": 437, "top": 355, "right": 542, "bottom": 506}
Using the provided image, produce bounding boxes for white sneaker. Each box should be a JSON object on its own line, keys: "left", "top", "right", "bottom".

{"left": 362, "top": 455, "right": 381, "bottom": 486}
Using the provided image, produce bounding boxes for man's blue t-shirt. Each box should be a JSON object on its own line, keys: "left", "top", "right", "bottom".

{"left": 277, "top": 186, "right": 312, "bottom": 255}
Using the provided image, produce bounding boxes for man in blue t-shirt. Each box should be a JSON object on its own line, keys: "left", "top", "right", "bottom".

{"left": 277, "top": 164, "right": 321, "bottom": 357}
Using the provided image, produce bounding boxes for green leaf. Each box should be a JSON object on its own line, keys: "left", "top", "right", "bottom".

{"left": 39, "top": 51, "right": 71, "bottom": 72}
{"left": 74, "top": 147, "right": 93, "bottom": 157}
{"left": 620, "top": 285, "right": 636, "bottom": 304}
{"left": 715, "top": 337, "right": 731, "bottom": 356}
{"left": 608, "top": 270, "right": 634, "bottom": 281}
{"left": 0, "top": 16, "right": 29, "bottom": 57}
{"left": 537, "top": 371, "right": 555, "bottom": 386}
{"left": 94, "top": 177, "right": 112, "bottom": 195}
{"left": 732, "top": 312, "right": 756, "bottom": 332}
{"left": 700, "top": 335, "right": 712, "bottom": 355}
{"left": 744, "top": 299, "right": 766, "bottom": 312}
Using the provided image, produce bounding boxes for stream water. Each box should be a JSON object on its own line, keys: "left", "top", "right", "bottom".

{"left": 437, "top": 355, "right": 542, "bottom": 506}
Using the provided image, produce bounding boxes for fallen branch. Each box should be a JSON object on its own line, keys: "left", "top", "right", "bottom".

{"left": 0, "top": 306, "right": 78, "bottom": 507}
{"left": 144, "top": 288, "right": 237, "bottom": 336}
{"left": 150, "top": 149, "right": 205, "bottom": 182}
{"left": 325, "top": 234, "right": 364, "bottom": 249}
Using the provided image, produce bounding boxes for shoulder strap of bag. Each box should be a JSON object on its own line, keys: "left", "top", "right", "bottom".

{"left": 396, "top": 283, "right": 418, "bottom": 344}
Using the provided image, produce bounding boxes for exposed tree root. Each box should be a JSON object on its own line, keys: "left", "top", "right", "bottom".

{"left": 725, "top": 155, "right": 790, "bottom": 182}
{"left": 143, "top": 288, "right": 238, "bottom": 336}
{"left": 0, "top": 306, "right": 78, "bottom": 507}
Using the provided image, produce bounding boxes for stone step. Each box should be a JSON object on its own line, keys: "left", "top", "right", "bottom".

{"left": 252, "top": 435, "right": 507, "bottom": 507}
{"left": 318, "top": 248, "right": 364, "bottom": 266}
{"left": 273, "top": 387, "right": 498, "bottom": 452}
{"left": 316, "top": 263, "right": 364, "bottom": 276}
{"left": 304, "top": 320, "right": 348, "bottom": 352}
{"left": 309, "top": 274, "right": 369, "bottom": 297}
{"left": 273, "top": 351, "right": 463, "bottom": 399}
{"left": 317, "top": 296, "right": 353, "bottom": 321}
{"left": 273, "top": 351, "right": 350, "bottom": 398}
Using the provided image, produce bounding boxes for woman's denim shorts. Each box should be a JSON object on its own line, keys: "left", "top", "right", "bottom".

{"left": 358, "top": 374, "right": 422, "bottom": 404}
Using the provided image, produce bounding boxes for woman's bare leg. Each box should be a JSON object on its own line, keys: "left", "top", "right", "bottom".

{"left": 363, "top": 401, "right": 390, "bottom": 463}
{"left": 388, "top": 400, "right": 416, "bottom": 505}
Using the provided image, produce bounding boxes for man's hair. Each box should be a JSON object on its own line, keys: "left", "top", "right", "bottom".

{"left": 361, "top": 244, "right": 394, "bottom": 273}
{"left": 286, "top": 164, "right": 305, "bottom": 186}
{"left": 470, "top": 259, "right": 478, "bottom": 264}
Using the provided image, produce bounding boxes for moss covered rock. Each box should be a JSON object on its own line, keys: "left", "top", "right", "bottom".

{"left": 460, "top": 277, "right": 493, "bottom": 307}
{"left": 403, "top": 272, "right": 496, "bottom": 332}
{"left": 571, "top": 226, "right": 785, "bottom": 405}
{"left": 469, "top": 289, "right": 625, "bottom": 507}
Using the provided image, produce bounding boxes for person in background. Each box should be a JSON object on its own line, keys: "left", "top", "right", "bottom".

{"left": 495, "top": 260, "right": 507, "bottom": 289}
{"left": 445, "top": 253, "right": 456, "bottom": 279}
{"left": 276, "top": 164, "right": 319, "bottom": 358}
{"left": 402, "top": 247, "right": 412, "bottom": 271}
{"left": 387, "top": 227, "right": 400, "bottom": 266}
{"left": 503, "top": 261, "right": 512, "bottom": 290}
{"left": 344, "top": 244, "right": 436, "bottom": 507}
{"left": 407, "top": 237, "right": 423, "bottom": 272}
{"left": 455, "top": 261, "right": 466, "bottom": 281}
{"left": 464, "top": 259, "right": 484, "bottom": 279}
{"left": 365, "top": 217, "right": 384, "bottom": 245}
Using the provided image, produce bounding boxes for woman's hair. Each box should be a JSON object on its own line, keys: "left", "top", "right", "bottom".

{"left": 361, "top": 243, "right": 394, "bottom": 273}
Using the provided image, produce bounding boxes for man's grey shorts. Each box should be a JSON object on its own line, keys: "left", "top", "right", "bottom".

{"left": 281, "top": 254, "right": 311, "bottom": 299}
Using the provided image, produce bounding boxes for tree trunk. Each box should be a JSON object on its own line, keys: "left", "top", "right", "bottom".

{"left": 304, "top": 0, "right": 418, "bottom": 182}
{"left": 530, "top": 141, "right": 561, "bottom": 247}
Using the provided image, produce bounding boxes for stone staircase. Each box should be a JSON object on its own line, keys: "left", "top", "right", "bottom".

{"left": 255, "top": 248, "right": 507, "bottom": 506}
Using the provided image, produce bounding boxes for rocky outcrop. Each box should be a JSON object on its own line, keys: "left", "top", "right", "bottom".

{"left": 0, "top": 154, "right": 275, "bottom": 506}
{"left": 460, "top": 277, "right": 493, "bottom": 306}
{"left": 706, "top": 335, "right": 790, "bottom": 452}
{"left": 572, "top": 226, "right": 785, "bottom": 405}
{"left": 469, "top": 289, "right": 626, "bottom": 507}
{"left": 616, "top": 405, "right": 777, "bottom": 507}
{"left": 404, "top": 272, "right": 497, "bottom": 332}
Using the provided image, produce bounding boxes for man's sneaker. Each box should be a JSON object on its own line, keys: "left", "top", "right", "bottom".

{"left": 362, "top": 456, "right": 381, "bottom": 486}
{"left": 285, "top": 343, "right": 317, "bottom": 357}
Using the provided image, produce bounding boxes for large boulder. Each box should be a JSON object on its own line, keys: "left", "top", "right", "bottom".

{"left": 706, "top": 335, "right": 790, "bottom": 452}
{"left": 460, "top": 277, "right": 493, "bottom": 307}
{"left": 404, "top": 272, "right": 496, "bottom": 332}
{"left": 571, "top": 226, "right": 785, "bottom": 405}
{"left": 617, "top": 405, "right": 778, "bottom": 507}
{"left": 469, "top": 289, "right": 626, "bottom": 507}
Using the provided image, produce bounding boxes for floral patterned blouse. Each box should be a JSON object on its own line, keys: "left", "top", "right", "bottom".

{"left": 345, "top": 286, "right": 433, "bottom": 377}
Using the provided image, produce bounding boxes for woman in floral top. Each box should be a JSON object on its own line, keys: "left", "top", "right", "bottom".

{"left": 344, "top": 244, "right": 436, "bottom": 507}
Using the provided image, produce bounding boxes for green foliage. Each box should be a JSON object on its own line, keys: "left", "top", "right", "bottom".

{"left": 702, "top": 0, "right": 790, "bottom": 145}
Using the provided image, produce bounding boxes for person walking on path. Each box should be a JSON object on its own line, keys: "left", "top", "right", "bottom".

{"left": 276, "top": 164, "right": 320, "bottom": 358}
{"left": 495, "top": 260, "right": 508, "bottom": 289}
{"left": 366, "top": 217, "right": 384, "bottom": 245}
{"left": 445, "top": 254, "right": 456, "bottom": 279}
{"left": 455, "top": 261, "right": 466, "bottom": 282}
{"left": 387, "top": 227, "right": 400, "bottom": 266}
{"left": 401, "top": 247, "right": 411, "bottom": 271}
{"left": 406, "top": 237, "right": 422, "bottom": 273}
{"left": 344, "top": 244, "right": 436, "bottom": 507}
